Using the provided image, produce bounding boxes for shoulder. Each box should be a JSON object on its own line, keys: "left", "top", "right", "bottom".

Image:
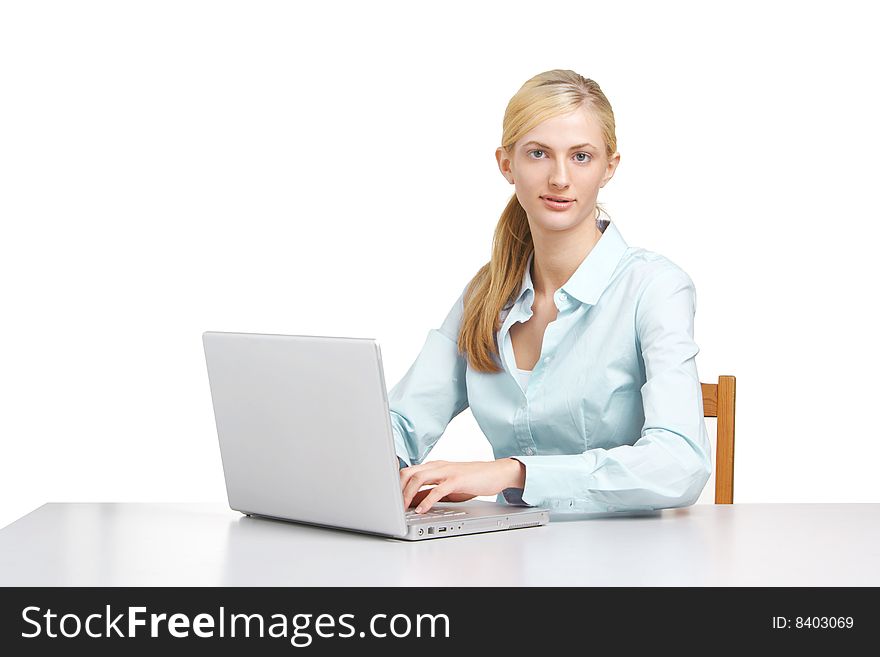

{"left": 610, "top": 249, "right": 701, "bottom": 357}
{"left": 616, "top": 246, "right": 696, "bottom": 293}
{"left": 612, "top": 247, "right": 698, "bottom": 328}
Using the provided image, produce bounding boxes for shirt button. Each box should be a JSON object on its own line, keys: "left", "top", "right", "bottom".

{"left": 524, "top": 447, "right": 534, "bottom": 455}
{"left": 559, "top": 292, "right": 567, "bottom": 301}
{"left": 543, "top": 356, "right": 551, "bottom": 364}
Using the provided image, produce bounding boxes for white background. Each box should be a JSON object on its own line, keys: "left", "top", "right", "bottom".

{"left": 1, "top": 0, "right": 877, "bottom": 529}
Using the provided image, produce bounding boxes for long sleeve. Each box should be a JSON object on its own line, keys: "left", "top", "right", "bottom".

{"left": 389, "top": 286, "right": 470, "bottom": 468}
{"left": 511, "top": 267, "right": 712, "bottom": 513}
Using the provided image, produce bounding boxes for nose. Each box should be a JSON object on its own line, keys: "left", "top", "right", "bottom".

{"left": 548, "top": 161, "right": 571, "bottom": 189}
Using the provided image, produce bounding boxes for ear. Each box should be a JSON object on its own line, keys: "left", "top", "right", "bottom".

{"left": 496, "top": 147, "right": 515, "bottom": 184}
{"left": 599, "top": 151, "right": 621, "bottom": 188}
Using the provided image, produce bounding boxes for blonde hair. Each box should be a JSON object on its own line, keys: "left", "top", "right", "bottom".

{"left": 457, "top": 69, "right": 618, "bottom": 373}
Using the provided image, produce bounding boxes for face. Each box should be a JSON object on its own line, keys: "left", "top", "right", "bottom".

{"left": 496, "top": 107, "right": 620, "bottom": 235}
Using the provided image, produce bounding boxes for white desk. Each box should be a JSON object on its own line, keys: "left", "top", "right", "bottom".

{"left": 1, "top": 503, "right": 878, "bottom": 586}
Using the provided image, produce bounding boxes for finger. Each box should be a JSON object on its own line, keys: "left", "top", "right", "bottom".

{"left": 410, "top": 488, "right": 440, "bottom": 508}
{"left": 399, "top": 466, "right": 418, "bottom": 499}
{"left": 439, "top": 492, "right": 477, "bottom": 503}
{"left": 410, "top": 488, "right": 429, "bottom": 507}
{"left": 411, "top": 489, "right": 473, "bottom": 508}
{"left": 415, "top": 483, "right": 454, "bottom": 514}
{"left": 399, "top": 467, "right": 408, "bottom": 492}
{"left": 402, "top": 469, "right": 443, "bottom": 509}
{"left": 398, "top": 461, "right": 428, "bottom": 491}
{"left": 404, "top": 471, "right": 445, "bottom": 509}
{"left": 400, "top": 461, "right": 451, "bottom": 507}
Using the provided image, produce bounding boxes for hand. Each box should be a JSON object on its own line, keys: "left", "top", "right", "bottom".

{"left": 410, "top": 488, "right": 477, "bottom": 510}
{"left": 399, "top": 459, "right": 525, "bottom": 514}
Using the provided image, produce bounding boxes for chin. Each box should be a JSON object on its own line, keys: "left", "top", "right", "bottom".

{"left": 533, "top": 219, "right": 582, "bottom": 233}
{"left": 531, "top": 211, "right": 589, "bottom": 230}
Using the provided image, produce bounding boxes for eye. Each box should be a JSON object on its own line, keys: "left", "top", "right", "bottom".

{"left": 527, "top": 149, "right": 592, "bottom": 163}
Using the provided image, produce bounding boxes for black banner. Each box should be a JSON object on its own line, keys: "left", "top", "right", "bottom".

{"left": 0, "top": 587, "right": 872, "bottom": 653}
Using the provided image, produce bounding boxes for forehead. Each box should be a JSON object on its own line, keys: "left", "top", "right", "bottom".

{"left": 517, "top": 108, "right": 604, "bottom": 150}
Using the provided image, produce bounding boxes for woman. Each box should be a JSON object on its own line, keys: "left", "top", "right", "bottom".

{"left": 392, "top": 69, "right": 712, "bottom": 515}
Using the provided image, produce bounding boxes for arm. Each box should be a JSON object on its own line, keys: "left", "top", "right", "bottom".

{"left": 512, "top": 267, "right": 712, "bottom": 513}
{"left": 389, "top": 285, "right": 470, "bottom": 468}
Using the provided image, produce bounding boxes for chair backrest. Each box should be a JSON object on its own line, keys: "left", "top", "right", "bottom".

{"left": 700, "top": 375, "right": 736, "bottom": 504}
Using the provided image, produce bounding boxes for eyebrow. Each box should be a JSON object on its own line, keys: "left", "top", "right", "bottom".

{"left": 522, "top": 140, "right": 597, "bottom": 151}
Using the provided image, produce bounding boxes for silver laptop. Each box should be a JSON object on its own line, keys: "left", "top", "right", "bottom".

{"left": 202, "top": 331, "right": 550, "bottom": 540}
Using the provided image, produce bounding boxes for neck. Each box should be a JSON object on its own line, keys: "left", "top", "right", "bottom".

{"left": 530, "top": 208, "right": 604, "bottom": 299}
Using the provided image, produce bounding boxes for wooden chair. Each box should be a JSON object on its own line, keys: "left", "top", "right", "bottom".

{"left": 701, "top": 375, "right": 736, "bottom": 504}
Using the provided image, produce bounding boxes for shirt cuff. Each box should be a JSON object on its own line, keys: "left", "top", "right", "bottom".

{"left": 514, "top": 452, "right": 603, "bottom": 511}
{"left": 499, "top": 457, "right": 533, "bottom": 506}
{"left": 397, "top": 456, "right": 409, "bottom": 470}
{"left": 501, "top": 487, "right": 533, "bottom": 506}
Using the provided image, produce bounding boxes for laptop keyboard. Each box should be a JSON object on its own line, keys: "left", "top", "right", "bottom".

{"left": 405, "top": 508, "right": 468, "bottom": 521}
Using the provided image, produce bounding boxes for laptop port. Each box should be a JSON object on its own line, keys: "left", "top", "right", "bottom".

{"left": 438, "top": 527, "right": 447, "bottom": 533}
{"left": 427, "top": 527, "right": 435, "bottom": 534}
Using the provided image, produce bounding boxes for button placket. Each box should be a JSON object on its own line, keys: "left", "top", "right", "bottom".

{"left": 513, "top": 404, "right": 535, "bottom": 455}
{"left": 500, "top": 300, "right": 532, "bottom": 383}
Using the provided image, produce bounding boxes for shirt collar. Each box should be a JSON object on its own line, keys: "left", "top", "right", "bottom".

{"left": 518, "top": 220, "right": 629, "bottom": 306}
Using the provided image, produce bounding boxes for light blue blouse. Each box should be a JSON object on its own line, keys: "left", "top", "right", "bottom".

{"left": 515, "top": 367, "right": 532, "bottom": 392}
{"left": 389, "top": 221, "right": 712, "bottom": 514}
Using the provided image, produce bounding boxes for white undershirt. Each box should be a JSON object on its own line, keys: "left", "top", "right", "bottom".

{"left": 515, "top": 367, "right": 533, "bottom": 390}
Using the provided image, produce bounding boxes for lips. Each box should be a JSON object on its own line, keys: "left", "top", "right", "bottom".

{"left": 542, "top": 195, "right": 574, "bottom": 202}
{"left": 541, "top": 196, "right": 575, "bottom": 211}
